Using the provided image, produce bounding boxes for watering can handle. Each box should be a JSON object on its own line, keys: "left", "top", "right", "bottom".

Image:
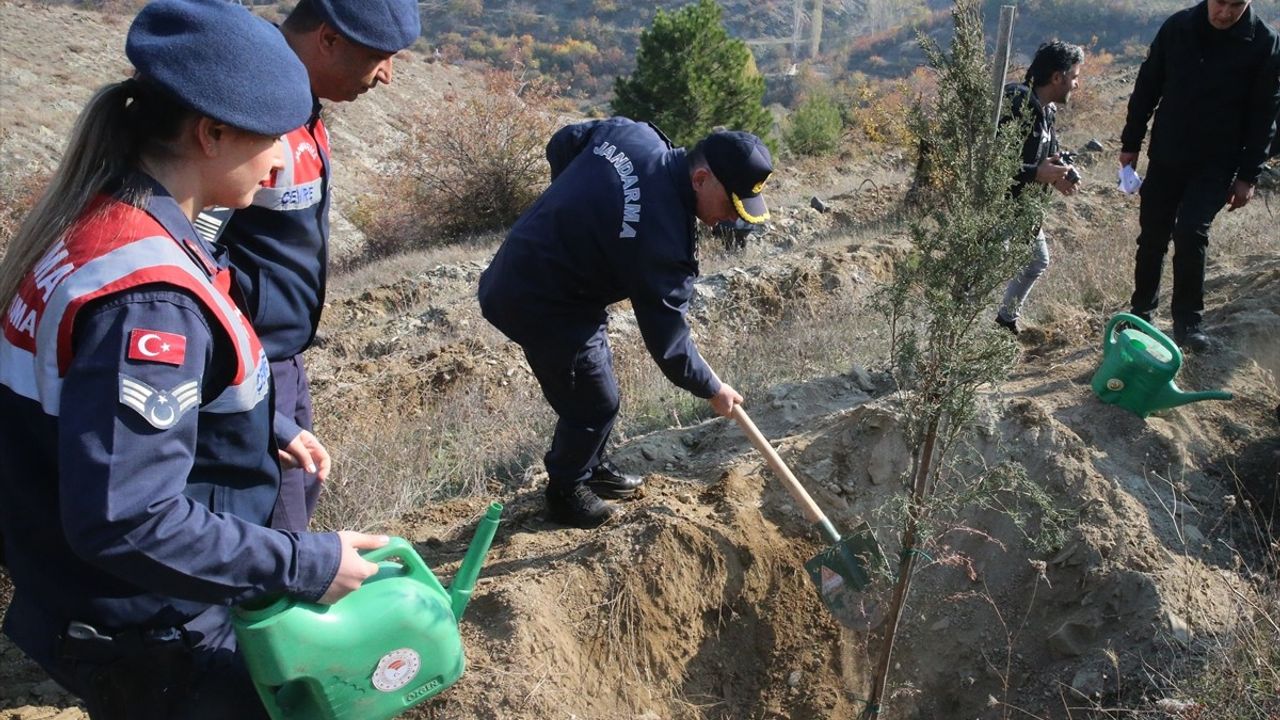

{"left": 1106, "top": 313, "right": 1182, "bottom": 369}
{"left": 359, "top": 537, "right": 432, "bottom": 581}
{"left": 731, "top": 405, "right": 835, "bottom": 536}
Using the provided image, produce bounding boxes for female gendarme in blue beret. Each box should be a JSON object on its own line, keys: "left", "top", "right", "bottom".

{"left": 0, "top": 0, "right": 388, "bottom": 715}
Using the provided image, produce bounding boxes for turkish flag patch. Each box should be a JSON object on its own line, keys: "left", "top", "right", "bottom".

{"left": 127, "top": 329, "right": 187, "bottom": 366}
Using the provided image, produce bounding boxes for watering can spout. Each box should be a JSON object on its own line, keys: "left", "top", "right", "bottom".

{"left": 1149, "top": 386, "right": 1234, "bottom": 413}
{"left": 449, "top": 502, "right": 503, "bottom": 621}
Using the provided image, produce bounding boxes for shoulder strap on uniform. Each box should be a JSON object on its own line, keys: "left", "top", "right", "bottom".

{"left": 194, "top": 206, "right": 234, "bottom": 245}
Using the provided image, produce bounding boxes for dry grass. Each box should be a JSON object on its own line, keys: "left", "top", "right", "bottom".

{"left": 1175, "top": 571, "right": 1280, "bottom": 719}
{"left": 313, "top": 374, "right": 553, "bottom": 533}
{"left": 0, "top": 131, "right": 48, "bottom": 258}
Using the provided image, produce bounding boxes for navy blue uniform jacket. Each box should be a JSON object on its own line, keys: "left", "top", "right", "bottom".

{"left": 217, "top": 107, "right": 332, "bottom": 363}
{"left": 478, "top": 118, "right": 720, "bottom": 399}
{"left": 0, "top": 183, "right": 340, "bottom": 670}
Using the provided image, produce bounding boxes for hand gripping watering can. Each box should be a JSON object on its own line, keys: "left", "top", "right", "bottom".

{"left": 1091, "top": 313, "right": 1232, "bottom": 417}
{"left": 232, "top": 503, "right": 503, "bottom": 720}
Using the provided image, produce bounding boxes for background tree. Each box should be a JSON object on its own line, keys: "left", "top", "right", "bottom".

{"left": 865, "top": 0, "right": 1064, "bottom": 715}
{"left": 783, "top": 90, "right": 844, "bottom": 156}
{"left": 612, "top": 0, "right": 771, "bottom": 147}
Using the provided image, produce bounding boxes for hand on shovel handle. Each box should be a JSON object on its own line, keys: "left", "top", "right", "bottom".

{"left": 709, "top": 383, "right": 744, "bottom": 417}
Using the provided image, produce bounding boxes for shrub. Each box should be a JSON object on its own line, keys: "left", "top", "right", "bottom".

{"left": 357, "top": 69, "right": 561, "bottom": 256}
{"left": 784, "top": 92, "right": 844, "bottom": 156}
{"left": 865, "top": 1, "right": 1057, "bottom": 712}
{"left": 843, "top": 71, "right": 929, "bottom": 147}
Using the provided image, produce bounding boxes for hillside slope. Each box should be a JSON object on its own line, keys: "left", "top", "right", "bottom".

{"left": 0, "top": 1, "right": 482, "bottom": 263}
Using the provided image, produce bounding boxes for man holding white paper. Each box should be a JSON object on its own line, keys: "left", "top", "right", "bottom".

{"left": 1119, "top": 0, "right": 1279, "bottom": 351}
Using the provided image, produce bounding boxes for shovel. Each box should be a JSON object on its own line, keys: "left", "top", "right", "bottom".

{"left": 731, "top": 405, "right": 885, "bottom": 628}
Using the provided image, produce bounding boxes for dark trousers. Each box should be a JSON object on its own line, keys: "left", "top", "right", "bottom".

{"left": 269, "top": 354, "right": 318, "bottom": 532}
{"left": 49, "top": 647, "right": 267, "bottom": 720}
{"left": 46, "top": 609, "right": 268, "bottom": 720}
{"left": 1130, "top": 160, "right": 1234, "bottom": 327}
{"left": 522, "top": 325, "right": 620, "bottom": 490}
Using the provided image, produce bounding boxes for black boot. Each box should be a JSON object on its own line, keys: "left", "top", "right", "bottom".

{"left": 587, "top": 459, "right": 645, "bottom": 500}
{"left": 545, "top": 484, "right": 614, "bottom": 529}
{"left": 994, "top": 314, "right": 1019, "bottom": 336}
{"left": 1173, "top": 322, "right": 1211, "bottom": 353}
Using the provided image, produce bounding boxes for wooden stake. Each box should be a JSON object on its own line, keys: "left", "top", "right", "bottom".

{"left": 990, "top": 5, "right": 1017, "bottom": 131}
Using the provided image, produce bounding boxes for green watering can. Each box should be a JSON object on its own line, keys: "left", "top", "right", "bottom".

{"left": 1091, "top": 313, "right": 1232, "bottom": 417}
{"left": 232, "top": 503, "right": 503, "bottom": 720}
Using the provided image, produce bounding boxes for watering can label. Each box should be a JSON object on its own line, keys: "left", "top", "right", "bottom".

{"left": 372, "top": 648, "right": 422, "bottom": 692}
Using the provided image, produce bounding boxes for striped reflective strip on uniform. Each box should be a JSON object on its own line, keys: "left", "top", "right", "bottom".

{"left": 0, "top": 336, "right": 37, "bottom": 402}
{"left": 18, "top": 237, "right": 263, "bottom": 416}
{"left": 250, "top": 125, "right": 325, "bottom": 212}
{"left": 251, "top": 177, "right": 325, "bottom": 211}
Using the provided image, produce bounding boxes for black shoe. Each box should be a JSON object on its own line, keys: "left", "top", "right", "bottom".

{"left": 1128, "top": 311, "right": 1153, "bottom": 324}
{"left": 995, "top": 315, "right": 1019, "bottom": 336}
{"left": 587, "top": 460, "right": 645, "bottom": 500}
{"left": 545, "top": 484, "right": 614, "bottom": 529}
{"left": 1173, "top": 323, "right": 1211, "bottom": 353}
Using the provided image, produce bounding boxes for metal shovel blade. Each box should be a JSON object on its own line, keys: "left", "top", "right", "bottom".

{"left": 803, "top": 521, "right": 886, "bottom": 629}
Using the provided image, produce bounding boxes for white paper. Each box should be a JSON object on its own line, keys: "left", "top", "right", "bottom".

{"left": 1117, "top": 164, "right": 1143, "bottom": 194}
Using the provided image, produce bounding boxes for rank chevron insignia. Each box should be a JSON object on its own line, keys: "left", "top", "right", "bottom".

{"left": 119, "top": 375, "right": 201, "bottom": 430}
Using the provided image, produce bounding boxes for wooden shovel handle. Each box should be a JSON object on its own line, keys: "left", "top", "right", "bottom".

{"left": 731, "top": 405, "right": 830, "bottom": 528}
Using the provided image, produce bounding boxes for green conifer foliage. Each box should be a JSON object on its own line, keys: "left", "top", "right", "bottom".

{"left": 612, "top": 0, "right": 771, "bottom": 147}
{"left": 784, "top": 92, "right": 844, "bottom": 156}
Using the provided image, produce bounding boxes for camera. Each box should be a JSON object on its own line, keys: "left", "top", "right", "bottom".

{"left": 1057, "top": 150, "right": 1081, "bottom": 184}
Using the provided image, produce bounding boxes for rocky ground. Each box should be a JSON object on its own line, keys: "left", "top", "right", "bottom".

{"left": 2, "top": 3, "right": 1278, "bottom": 719}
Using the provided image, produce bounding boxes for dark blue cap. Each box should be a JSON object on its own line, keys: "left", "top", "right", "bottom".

{"left": 126, "top": 0, "right": 312, "bottom": 137}
{"left": 312, "top": 0, "right": 421, "bottom": 54}
{"left": 703, "top": 130, "right": 773, "bottom": 223}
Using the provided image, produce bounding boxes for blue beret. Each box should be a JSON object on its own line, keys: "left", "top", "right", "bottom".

{"left": 312, "top": 0, "right": 421, "bottom": 54}
{"left": 126, "top": 0, "right": 312, "bottom": 137}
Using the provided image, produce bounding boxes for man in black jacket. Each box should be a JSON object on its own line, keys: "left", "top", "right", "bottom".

{"left": 1120, "top": 0, "right": 1280, "bottom": 351}
{"left": 995, "top": 40, "right": 1085, "bottom": 335}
